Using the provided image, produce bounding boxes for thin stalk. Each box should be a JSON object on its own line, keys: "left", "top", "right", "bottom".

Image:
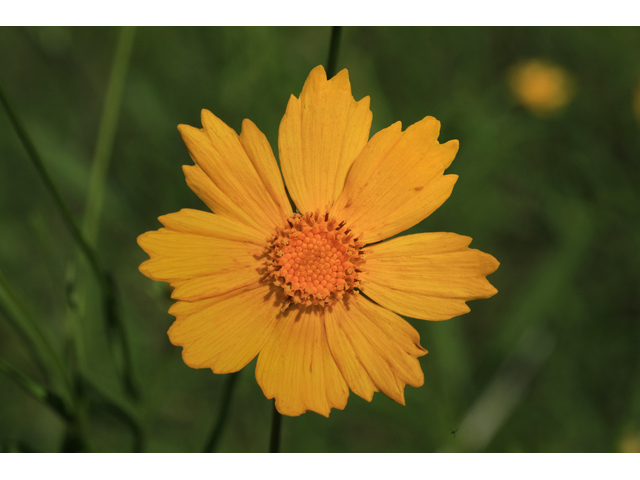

{"left": 0, "top": 267, "right": 72, "bottom": 398}
{"left": 202, "top": 372, "right": 241, "bottom": 453}
{"left": 0, "top": 80, "right": 105, "bottom": 294}
{"left": 0, "top": 67, "right": 138, "bottom": 401}
{"left": 105, "top": 272, "right": 139, "bottom": 400}
{"left": 82, "top": 375, "right": 145, "bottom": 452}
{"left": 83, "top": 26, "right": 139, "bottom": 402}
{"left": 0, "top": 29, "right": 138, "bottom": 449}
{"left": 0, "top": 268, "right": 93, "bottom": 451}
{"left": 66, "top": 26, "right": 136, "bottom": 381}
{"left": 83, "top": 26, "right": 136, "bottom": 245}
{"left": 269, "top": 403, "right": 282, "bottom": 453}
{"left": 0, "top": 356, "right": 73, "bottom": 422}
{"left": 326, "top": 26, "right": 343, "bottom": 79}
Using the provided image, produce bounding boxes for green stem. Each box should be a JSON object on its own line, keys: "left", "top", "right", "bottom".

{"left": 83, "top": 26, "right": 136, "bottom": 245}
{"left": 83, "top": 27, "right": 139, "bottom": 402}
{"left": 66, "top": 26, "right": 136, "bottom": 381}
{"left": 326, "top": 26, "right": 343, "bottom": 79}
{"left": 0, "top": 356, "right": 73, "bottom": 422}
{"left": 104, "top": 272, "right": 139, "bottom": 400}
{"left": 0, "top": 28, "right": 139, "bottom": 450}
{"left": 82, "top": 375, "right": 145, "bottom": 452}
{"left": 202, "top": 371, "right": 241, "bottom": 452}
{"left": 0, "top": 268, "right": 93, "bottom": 451}
{"left": 0, "top": 81, "right": 104, "bottom": 294}
{"left": 269, "top": 403, "right": 282, "bottom": 453}
{"left": 0, "top": 51, "right": 138, "bottom": 401}
{"left": 0, "top": 267, "right": 72, "bottom": 398}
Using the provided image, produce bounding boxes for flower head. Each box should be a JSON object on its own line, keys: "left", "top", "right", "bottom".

{"left": 508, "top": 59, "right": 574, "bottom": 116}
{"left": 137, "top": 66, "right": 499, "bottom": 417}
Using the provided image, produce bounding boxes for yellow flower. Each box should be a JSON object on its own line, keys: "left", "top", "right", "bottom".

{"left": 508, "top": 59, "right": 574, "bottom": 116}
{"left": 137, "top": 66, "right": 499, "bottom": 417}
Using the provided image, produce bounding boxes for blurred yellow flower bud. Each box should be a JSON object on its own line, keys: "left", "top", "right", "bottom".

{"left": 618, "top": 431, "right": 640, "bottom": 453}
{"left": 508, "top": 59, "right": 575, "bottom": 117}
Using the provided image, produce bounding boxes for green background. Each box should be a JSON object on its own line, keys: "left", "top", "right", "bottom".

{"left": 1, "top": 26, "right": 639, "bottom": 452}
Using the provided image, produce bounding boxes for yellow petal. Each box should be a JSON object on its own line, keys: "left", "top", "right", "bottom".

{"left": 325, "top": 294, "right": 426, "bottom": 406}
{"left": 279, "top": 65, "right": 372, "bottom": 213}
{"left": 178, "top": 110, "right": 290, "bottom": 237}
{"left": 137, "top": 228, "right": 263, "bottom": 283}
{"left": 168, "top": 283, "right": 281, "bottom": 373}
{"left": 361, "top": 232, "right": 499, "bottom": 321}
{"left": 331, "top": 117, "right": 459, "bottom": 244}
{"left": 255, "top": 305, "right": 349, "bottom": 417}
{"left": 182, "top": 164, "right": 262, "bottom": 233}
{"left": 324, "top": 304, "right": 378, "bottom": 402}
{"left": 169, "top": 268, "right": 263, "bottom": 302}
{"left": 158, "top": 208, "right": 266, "bottom": 245}
{"left": 238, "top": 118, "right": 293, "bottom": 220}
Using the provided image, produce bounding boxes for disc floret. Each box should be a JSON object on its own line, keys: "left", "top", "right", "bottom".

{"left": 266, "top": 212, "right": 365, "bottom": 309}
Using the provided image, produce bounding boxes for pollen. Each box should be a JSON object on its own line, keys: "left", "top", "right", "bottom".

{"left": 265, "top": 211, "right": 366, "bottom": 309}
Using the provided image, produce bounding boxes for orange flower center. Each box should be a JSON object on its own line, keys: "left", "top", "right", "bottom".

{"left": 266, "top": 212, "right": 365, "bottom": 309}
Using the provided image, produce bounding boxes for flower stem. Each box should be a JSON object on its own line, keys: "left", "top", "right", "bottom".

{"left": 0, "top": 73, "right": 138, "bottom": 402}
{"left": 0, "top": 268, "right": 93, "bottom": 451}
{"left": 83, "top": 26, "right": 136, "bottom": 245}
{"left": 326, "top": 26, "right": 343, "bottom": 79}
{"left": 269, "top": 403, "right": 282, "bottom": 453}
{"left": 82, "top": 375, "right": 145, "bottom": 452}
{"left": 202, "top": 371, "right": 241, "bottom": 452}
{"left": 77, "top": 26, "right": 139, "bottom": 405}
{"left": 0, "top": 356, "right": 73, "bottom": 423}
{"left": 68, "top": 25, "right": 136, "bottom": 377}
{"left": 0, "top": 267, "right": 72, "bottom": 399}
{"left": 0, "top": 80, "right": 104, "bottom": 297}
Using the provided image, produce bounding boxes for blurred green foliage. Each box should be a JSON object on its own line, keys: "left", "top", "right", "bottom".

{"left": 1, "top": 26, "right": 639, "bottom": 453}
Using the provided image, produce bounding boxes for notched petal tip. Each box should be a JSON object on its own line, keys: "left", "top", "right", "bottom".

{"left": 328, "top": 67, "right": 351, "bottom": 88}
{"left": 177, "top": 110, "right": 216, "bottom": 137}
{"left": 479, "top": 252, "right": 500, "bottom": 298}
{"left": 137, "top": 259, "right": 149, "bottom": 276}
{"left": 389, "top": 120, "right": 403, "bottom": 132}
{"left": 177, "top": 123, "right": 202, "bottom": 144}
{"left": 299, "top": 66, "right": 328, "bottom": 101}
{"left": 485, "top": 284, "right": 499, "bottom": 298}
{"left": 422, "top": 115, "right": 440, "bottom": 127}
{"left": 137, "top": 259, "right": 161, "bottom": 282}
{"left": 308, "top": 64, "right": 328, "bottom": 80}
{"left": 136, "top": 231, "right": 148, "bottom": 248}
{"left": 443, "top": 139, "right": 460, "bottom": 157}
{"left": 355, "top": 95, "right": 372, "bottom": 113}
{"left": 136, "top": 230, "right": 159, "bottom": 255}
{"left": 177, "top": 121, "right": 201, "bottom": 134}
{"left": 200, "top": 108, "right": 239, "bottom": 138}
{"left": 440, "top": 140, "right": 460, "bottom": 170}
{"left": 486, "top": 253, "right": 501, "bottom": 274}
{"left": 444, "top": 173, "right": 459, "bottom": 189}
{"left": 446, "top": 138, "right": 460, "bottom": 149}
{"left": 200, "top": 108, "right": 214, "bottom": 125}
{"left": 407, "top": 115, "right": 441, "bottom": 140}
{"left": 240, "top": 117, "right": 256, "bottom": 132}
